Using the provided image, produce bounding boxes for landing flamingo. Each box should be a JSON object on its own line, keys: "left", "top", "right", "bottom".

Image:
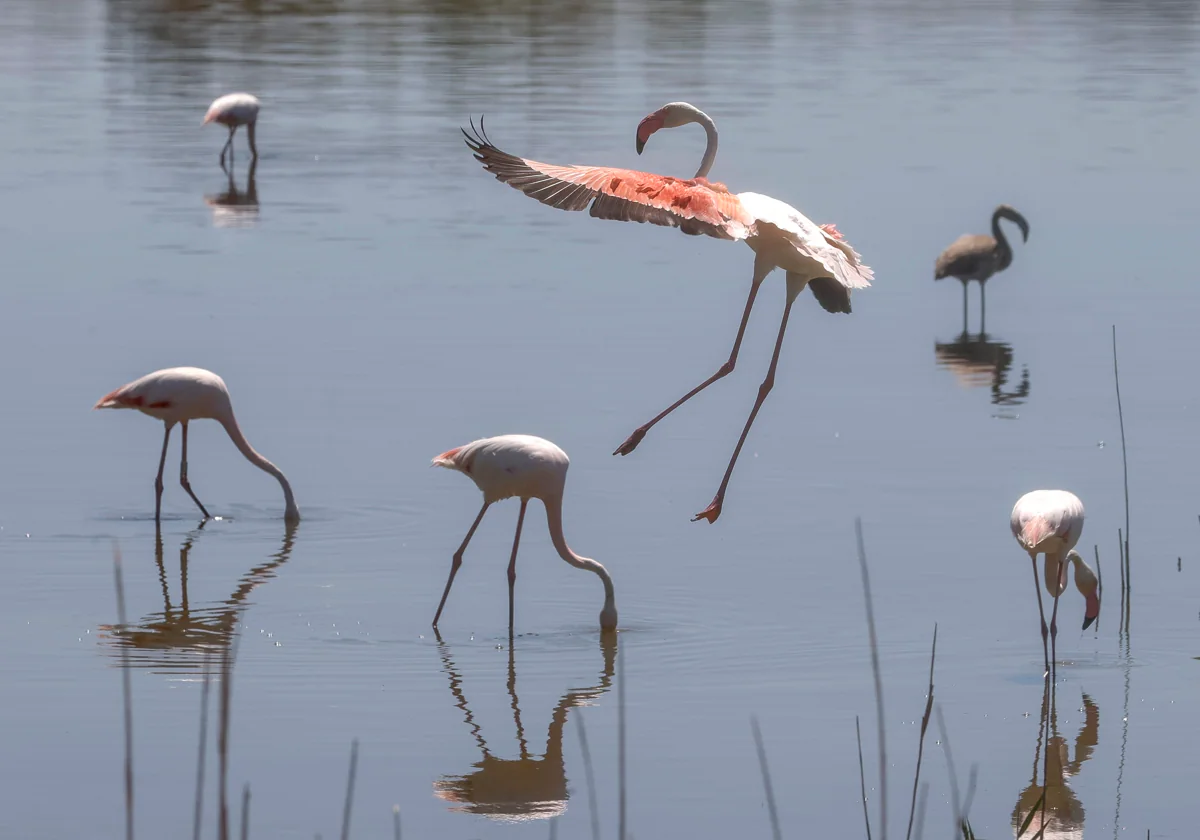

{"left": 204, "top": 92, "right": 259, "bottom": 169}
{"left": 464, "top": 102, "right": 873, "bottom": 524}
{"left": 1010, "top": 490, "right": 1099, "bottom": 675}
{"left": 94, "top": 366, "right": 299, "bottom": 523}
{"left": 432, "top": 434, "right": 617, "bottom": 634}
{"left": 935, "top": 204, "right": 1029, "bottom": 331}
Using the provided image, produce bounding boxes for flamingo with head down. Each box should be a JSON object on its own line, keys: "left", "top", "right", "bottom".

{"left": 1010, "top": 489, "right": 1099, "bottom": 676}
{"left": 464, "top": 102, "right": 873, "bottom": 524}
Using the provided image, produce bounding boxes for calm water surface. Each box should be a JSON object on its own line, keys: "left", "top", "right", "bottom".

{"left": 1, "top": 1, "right": 1198, "bottom": 837}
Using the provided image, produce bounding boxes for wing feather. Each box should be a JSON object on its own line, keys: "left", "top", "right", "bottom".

{"left": 463, "top": 121, "right": 754, "bottom": 241}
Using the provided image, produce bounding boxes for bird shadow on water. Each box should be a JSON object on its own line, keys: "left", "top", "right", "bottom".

{"left": 431, "top": 628, "right": 617, "bottom": 824}
{"left": 98, "top": 519, "right": 298, "bottom": 673}
{"left": 204, "top": 159, "right": 259, "bottom": 229}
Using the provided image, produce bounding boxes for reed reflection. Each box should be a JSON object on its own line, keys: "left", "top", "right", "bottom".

{"left": 98, "top": 520, "right": 297, "bottom": 673}
{"left": 1011, "top": 682, "right": 1099, "bottom": 839}
{"left": 432, "top": 631, "right": 617, "bottom": 822}
{"left": 204, "top": 159, "right": 258, "bottom": 228}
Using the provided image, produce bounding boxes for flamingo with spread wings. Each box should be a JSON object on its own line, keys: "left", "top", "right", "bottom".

{"left": 464, "top": 102, "right": 873, "bottom": 524}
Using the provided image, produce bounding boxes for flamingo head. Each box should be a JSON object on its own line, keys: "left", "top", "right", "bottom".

{"left": 636, "top": 102, "right": 703, "bottom": 154}
{"left": 1068, "top": 550, "right": 1100, "bottom": 630}
{"left": 635, "top": 111, "right": 664, "bottom": 155}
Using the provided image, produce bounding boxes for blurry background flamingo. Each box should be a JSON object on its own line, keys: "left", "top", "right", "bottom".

{"left": 934, "top": 204, "right": 1030, "bottom": 332}
{"left": 465, "top": 102, "right": 873, "bottom": 524}
{"left": 203, "top": 92, "right": 260, "bottom": 170}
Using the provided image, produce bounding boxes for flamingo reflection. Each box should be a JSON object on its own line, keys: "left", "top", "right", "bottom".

{"left": 934, "top": 329, "right": 1030, "bottom": 406}
{"left": 204, "top": 158, "right": 259, "bottom": 228}
{"left": 98, "top": 521, "right": 297, "bottom": 673}
{"left": 1011, "top": 683, "right": 1099, "bottom": 839}
{"left": 432, "top": 631, "right": 617, "bottom": 821}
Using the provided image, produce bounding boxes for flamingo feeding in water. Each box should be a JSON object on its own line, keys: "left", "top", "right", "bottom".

{"left": 934, "top": 204, "right": 1030, "bottom": 331}
{"left": 94, "top": 367, "right": 299, "bottom": 523}
{"left": 1010, "top": 490, "right": 1099, "bottom": 675}
{"left": 464, "top": 102, "right": 873, "bottom": 524}
{"left": 203, "top": 92, "right": 260, "bottom": 169}
{"left": 431, "top": 434, "right": 617, "bottom": 634}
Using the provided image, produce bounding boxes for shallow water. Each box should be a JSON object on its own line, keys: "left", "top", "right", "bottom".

{"left": 1, "top": 0, "right": 1198, "bottom": 837}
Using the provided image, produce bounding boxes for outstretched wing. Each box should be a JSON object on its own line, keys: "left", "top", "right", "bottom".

{"left": 463, "top": 120, "right": 754, "bottom": 241}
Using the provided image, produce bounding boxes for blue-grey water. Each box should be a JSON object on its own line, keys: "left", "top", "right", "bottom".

{"left": 0, "top": 1, "right": 1197, "bottom": 837}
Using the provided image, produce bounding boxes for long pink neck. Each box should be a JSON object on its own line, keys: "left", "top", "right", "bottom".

{"left": 542, "top": 493, "right": 616, "bottom": 620}
{"left": 219, "top": 416, "right": 300, "bottom": 521}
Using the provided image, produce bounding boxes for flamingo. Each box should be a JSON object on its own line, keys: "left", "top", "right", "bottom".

{"left": 934, "top": 205, "right": 1030, "bottom": 332}
{"left": 1010, "top": 490, "right": 1099, "bottom": 675}
{"left": 203, "top": 93, "right": 259, "bottom": 169}
{"left": 463, "top": 102, "right": 873, "bottom": 524}
{"left": 94, "top": 367, "right": 299, "bottom": 523}
{"left": 431, "top": 434, "right": 617, "bottom": 633}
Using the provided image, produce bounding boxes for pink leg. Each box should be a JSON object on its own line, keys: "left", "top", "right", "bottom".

{"left": 1046, "top": 554, "right": 1067, "bottom": 679}
{"left": 433, "top": 501, "right": 491, "bottom": 627}
{"left": 693, "top": 285, "right": 797, "bottom": 524}
{"left": 154, "top": 423, "right": 173, "bottom": 523}
{"left": 179, "top": 421, "right": 211, "bottom": 520}
{"left": 507, "top": 499, "right": 529, "bottom": 637}
{"left": 614, "top": 259, "right": 772, "bottom": 457}
{"left": 1030, "top": 553, "right": 1050, "bottom": 677}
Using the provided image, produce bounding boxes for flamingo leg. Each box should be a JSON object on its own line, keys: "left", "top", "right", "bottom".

{"left": 179, "top": 421, "right": 211, "bottom": 520}
{"left": 507, "top": 498, "right": 529, "bottom": 637}
{"left": 154, "top": 423, "right": 173, "bottom": 523}
{"left": 960, "top": 280, "right": 969, "bottom": 333}
{"left": 1029, "top": 553, "right": 1050, "bottom": 677}
{"left": 433, "top": 501, "right": 491, "bottom": 627}
{"left": 693, "top": 274, "right": 799, "bottom": 524}
{"left": 220, "top": 126, "right": 236, "bottom": 170}
{"left": 1046, "top": 554, "right": 1067, "bottom": 679}
{"left": 614, "top": 257, "right": 773, "bottom": 457}
{"left": 980, "top": 281, "right": 987, "bottom": 334}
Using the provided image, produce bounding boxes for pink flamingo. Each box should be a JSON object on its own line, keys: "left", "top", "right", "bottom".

{"left": 203, "top": 93, "right": 259, "bottom": 169}
{"left": 464, "top": 102, "right": 873, "bottom": 524}
{"left": 431, "top": 434, "right": 617, "bottom": 633}
{"left": 94, "top": 367, "right": 300, "bottom": 523}
{"left": 1010, "top": 490, "right": 1099, "bottom": 675}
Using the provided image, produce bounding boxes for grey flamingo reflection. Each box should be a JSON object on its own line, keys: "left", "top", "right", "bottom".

{"left": 98, "top": 521, "right": 297, "bottom": 673}
{"left": 432, "top": 631, "right": 617, "bottom": 822}
{"left": 935, "top": 282, "right": 1030, "bottom": 407}
{"left": 204, "top": 158, "right": 259, "bottom": 228}
{"left": 934, "top": 330, "right": 1030, "bottom": 407}
{"left": 1011, "top": 682, "right": 1099, "bottom": 839}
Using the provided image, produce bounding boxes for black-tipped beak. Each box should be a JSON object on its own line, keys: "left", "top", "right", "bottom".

{"left": 1082, "top": 615, "right": 1096, "bottom": 631}
{"left": 635, "top": 139, "right": 645, "bottom": 155}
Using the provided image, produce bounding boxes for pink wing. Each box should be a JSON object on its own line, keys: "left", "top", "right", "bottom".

{"left": 463, "top": 120, "right": 754, "bottom": 241}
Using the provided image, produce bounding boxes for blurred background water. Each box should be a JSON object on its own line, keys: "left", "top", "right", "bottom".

{"left": 0, "top": 0, "right": 1197, "bottom": 837}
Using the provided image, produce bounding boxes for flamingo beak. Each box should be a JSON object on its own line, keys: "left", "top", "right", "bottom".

{"left": 635, "top": 112, "right": 663, "bottom": 156}
{"left": 1082, "top": 615, "right": 1096, "bottom": 630}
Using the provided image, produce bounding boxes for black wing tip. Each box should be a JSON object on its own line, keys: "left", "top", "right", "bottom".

{"left": 461, "top": 115, "right": 493, "bottom": 151}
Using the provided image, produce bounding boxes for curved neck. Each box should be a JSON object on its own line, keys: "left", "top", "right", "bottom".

{"left": 219, "top": 416, "right": 300, "bottom": 521}
{"left": 542, "top": 494, "right": 615, "bottom": 615}
{"left": 691, "top": 108, "right": 719, "bottom": 179}
{"left": 991, "top": 209, "right": 1013, "bottom": 261}
{"left": 1042, "top": 551, "right": 1066, "bottom": 595}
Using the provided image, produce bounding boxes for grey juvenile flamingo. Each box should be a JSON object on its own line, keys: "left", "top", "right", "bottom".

{"left": 934, "top": 204, "right": 1030, "bottom": 331}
